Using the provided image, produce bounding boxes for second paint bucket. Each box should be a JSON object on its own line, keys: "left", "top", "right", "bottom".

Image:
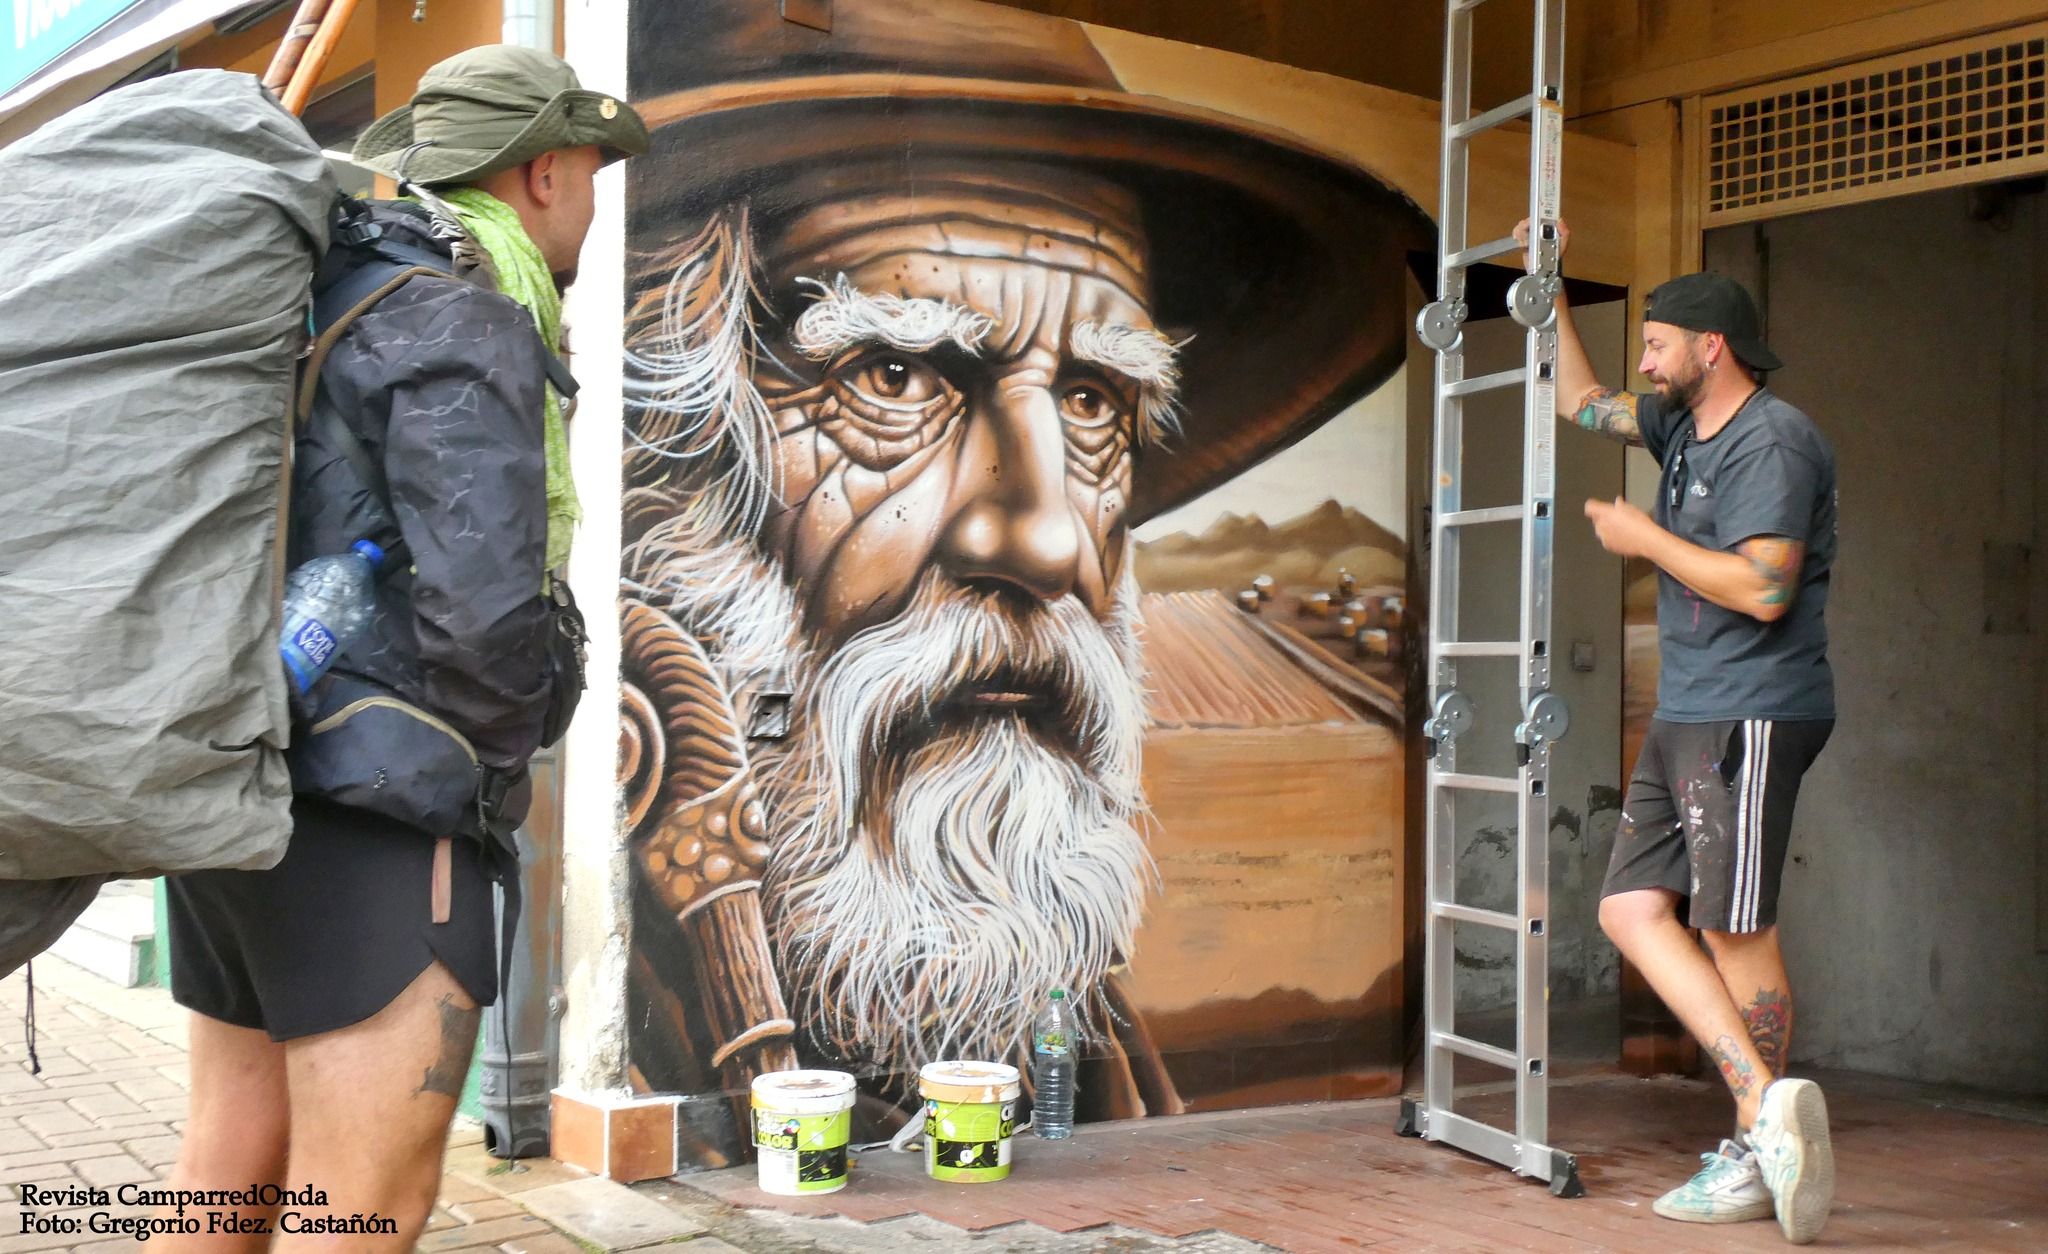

{"left": 751, "top": 1070, "right": 857, "bottom": 1195}
{"left": 918, "top": 1061, "right": 1022, "bottom": 1183}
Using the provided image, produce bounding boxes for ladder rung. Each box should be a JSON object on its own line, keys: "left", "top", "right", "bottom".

{"left": 1441, "top": 505, "right": 1525, "bottom": 527}
{"left": 1434, "top": 902, "right": 1519, "bottom": 931}
{"left": 1446, "top": 236, "right": 1523, "bottom": 270}
{"left": 1451, "top": 93, "right": 1538, "bottom": 141}
{"left": 1439, "top": 640, "right": 1520, "bottom": 658}
{"left": 1435, "top": 771, "right": 1521, "bottom": 794}
{"left": 1431, "top": 1030, "right": 1518, "bottom": 1072}
{"left": 1444, "top": 368, "right": 1525, "bottom": 397}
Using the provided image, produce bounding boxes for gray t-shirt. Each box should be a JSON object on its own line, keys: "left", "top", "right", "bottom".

{"left": 1638, "top": 386, "right": 1837, "bottom": 722}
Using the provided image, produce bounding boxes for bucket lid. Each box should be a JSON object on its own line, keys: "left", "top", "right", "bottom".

{"left": 751, "top": 1069, "right": 857, "bottom": 1109}
{"left": 918, "top": 1060, "right": 1022, "bottom": 1103}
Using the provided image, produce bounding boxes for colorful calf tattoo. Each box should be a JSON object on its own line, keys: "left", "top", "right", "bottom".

{"left": 1708, "top": 1032, "right": 1758, "bottom": 1101}
{"left": 1742, "top": 987, "right": 1793, "bottom": 1077}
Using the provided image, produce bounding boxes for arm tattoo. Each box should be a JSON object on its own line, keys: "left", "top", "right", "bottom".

{"left": 417, "top": 993, "right": 481, "bottom": 1099}
{"left": 1738, "top": 536, "right": 1805, "bottom": 608}
{"left": 1708, "top": 1033, "right": 1758, "bottom": 1102}
{"left": 1742, "top": 987, "right": 1793, "bottom": 1078}
{"left": 1571, "top": 386, "right": 1644, "bottom": 446}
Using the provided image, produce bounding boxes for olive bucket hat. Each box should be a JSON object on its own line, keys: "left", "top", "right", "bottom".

{"left": 353, "top": 44, "right": 648, "bottom": 186}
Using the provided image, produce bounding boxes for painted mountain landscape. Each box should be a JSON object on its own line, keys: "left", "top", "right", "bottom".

{"left": 1133, "top": 499, "right": 1404, "bottom": 595}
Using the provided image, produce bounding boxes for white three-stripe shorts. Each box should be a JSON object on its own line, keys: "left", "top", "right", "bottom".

{"left": 1603, "top": 718, "right": 1834, "bottom": 932}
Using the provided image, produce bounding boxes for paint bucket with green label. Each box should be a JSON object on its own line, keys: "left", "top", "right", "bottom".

{"left": 751, "top": 1070, "right": 856, "bottom": 1195}
{"left": 918, "top": 1061, "right": 1022, "bottom": 1184}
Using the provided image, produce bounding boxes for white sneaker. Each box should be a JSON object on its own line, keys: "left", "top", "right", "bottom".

{"left": 1651, "top": 1138, "right": 1774, "bottom": 1223}
{"left": 1749, "top": 1077, "right": 1836, "bottom": 1244}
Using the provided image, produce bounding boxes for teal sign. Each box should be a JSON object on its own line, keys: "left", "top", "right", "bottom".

{"left": 5, "top": 0, "right": 142, "bottom": 96}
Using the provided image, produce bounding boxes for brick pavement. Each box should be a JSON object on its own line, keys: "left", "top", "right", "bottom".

{"left": 0, "top": 956, "right": 706, "bottom": 1253}
{"left": 11, "top": 955, "right": 2046, "bottom": 1252}
{"left": 679, "top": 1071, "right": 2048, "bottom": 1251}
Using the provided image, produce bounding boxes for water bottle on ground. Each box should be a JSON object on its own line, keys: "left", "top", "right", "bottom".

{"left": 279, "top": 539, "right": 385, "bottom": 693}
{"left": 1031, "top": 987, "right": 1078, "bottom": 1140}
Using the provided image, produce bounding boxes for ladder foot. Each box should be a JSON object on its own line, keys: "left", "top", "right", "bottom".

{"left": 1548, "top": 1150, "right": 1586, "bottom": 1198}
{"left": 1395, "top": 1097, "right": 1423, "bottom": 1138}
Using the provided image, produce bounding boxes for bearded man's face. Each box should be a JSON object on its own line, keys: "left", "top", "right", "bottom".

{"left": 659, "top": 168, "right": 1179, "bottom": 1077}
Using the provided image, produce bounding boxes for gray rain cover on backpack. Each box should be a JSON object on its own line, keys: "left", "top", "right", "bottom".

{"left": 0, "top": 71, "right": 336, "bottom": 974}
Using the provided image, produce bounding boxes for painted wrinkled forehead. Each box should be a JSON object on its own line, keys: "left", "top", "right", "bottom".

{"left": 760, "top": 161, "right": 1153, "bottom": 311}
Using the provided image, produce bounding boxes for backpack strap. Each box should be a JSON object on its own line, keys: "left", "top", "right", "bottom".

{"left": 293, "top": 203, "right": 581, "bottom": 574}
{"left": 294, "top": 259, "right": 449, "bottom": 425}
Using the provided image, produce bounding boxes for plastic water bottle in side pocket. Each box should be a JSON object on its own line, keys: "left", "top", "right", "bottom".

{"left": 279, "top": 539, "right": 384, "bottom": 693}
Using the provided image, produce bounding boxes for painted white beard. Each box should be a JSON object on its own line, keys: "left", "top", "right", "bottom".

{"left": 644, "top": 543, "right": 1152, "bottom": 1084}
{"left": 770, "top": 712, "right": 1151, "bottom": 1082}
{"left": 764, "top": 573, "right": 1152, "bottom": 1080}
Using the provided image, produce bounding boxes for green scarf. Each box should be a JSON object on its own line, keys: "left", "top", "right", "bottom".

{"left": 431, "top": 188, "right": 581, "bottom": 574}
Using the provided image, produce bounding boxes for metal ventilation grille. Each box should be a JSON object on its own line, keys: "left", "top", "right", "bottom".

{"left": 1706, "top": 25, "right": 2048, "bottom": 226}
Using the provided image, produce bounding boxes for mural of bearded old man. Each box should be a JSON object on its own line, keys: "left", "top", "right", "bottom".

{"left": 614, "top": 0, "right": 1430, "bottom": 1158}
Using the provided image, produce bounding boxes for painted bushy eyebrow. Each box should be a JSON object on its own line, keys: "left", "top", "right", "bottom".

{"left": 1071, "top": 321, "right": 1186, "bottom": 446}
{"left": 789, "top": 275, "right": 993, "bottom": 360}
{"left": 789, "top": 278, "right": 1185, "bottom": 445}
{"left": 1070, "top": 320, "right": 1182, "bottom": 402}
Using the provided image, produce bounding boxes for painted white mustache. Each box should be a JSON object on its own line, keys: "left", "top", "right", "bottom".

{"left": 793, "top": 569, "right": 1147, "bottom": 826}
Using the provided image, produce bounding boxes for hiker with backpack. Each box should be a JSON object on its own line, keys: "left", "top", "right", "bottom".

{"left": 152, "top": 47, "right": 645, "bottom": 1249}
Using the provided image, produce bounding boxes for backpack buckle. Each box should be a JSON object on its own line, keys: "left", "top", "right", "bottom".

{"left": 330, "top": 197, "right": 384, "bottom": 248}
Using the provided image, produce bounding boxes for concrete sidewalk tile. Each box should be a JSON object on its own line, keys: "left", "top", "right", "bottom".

{"left": 0, "top": 1130, "right": 43, "bottom": 1156}
{"left": 42, "top": 1123, "right": 172, "bottom": 1151}
{"left": 75, "top": 1110, "right": 176, "bottom": 1133}
{"left": 0, "top": 1147, "right": 78, "bottom": 1174}
{"left": 491, "top": 1235, "right": 589, "bottom": 1254}
{"left": 414, "top": 1214, "right": 550, "bottom": 1251}
{"left": 437, "top": 1173, "right": 498, "bottom": 1205}
{"left": 451, "top": 1150, "right": 592, "bottom": 1197}
{"left": 126, "top": 1139, "right": 183, "bottom": 1170}
{"left": 67, "top": 1091, "right": 147, "bottom": 1120}
{"left": 0, "top": 1102, "right": 72, "bottom": 1124}
{"left": 449, "top": 1197, "right": 527, "bottom": 1223}
{"left": 72, "top": 1154, "right": 156, "bottom": 1188}
{"left": 111, "top": 1077, "right": 184, "bottom": 1103}
{"left": 0, "top": 1220, "right": 101, "bottom": 1253}
{"left": 514, "top": 1176, "right": 705, "bottom": 1250}
{"left": 17, "top": 1109, "right": 90, "bottom": 1139}
{"left": 0, "top": 1070, "right": 49, "bottom": 1096}
{"left": 423, "top": 1206, "right": 461, "bottom": 1232}
{"left": 36, "top": 1067, "right": 164, "bottom": 1092}
{"left": 62, "top": 1040, "right": 130, "bottom": 1064}
{"left": 5, "top": 1167, "right": 77, "bottom": 1191}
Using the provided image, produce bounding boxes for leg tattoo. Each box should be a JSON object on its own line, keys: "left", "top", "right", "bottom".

{"left": 417, "top": 994, "right": 481, "bottom": 1099}
{"left": 1741, "top": 987, "right": 1792, "bottom": 1077}
{"left": 1707, "top": 1033, "right": 1758, "bottom": 1102}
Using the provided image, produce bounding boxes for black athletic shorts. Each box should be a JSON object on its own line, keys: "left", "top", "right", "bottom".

{"left": 166, "top": 797, "right": 498, "bottom": 1040}
{"left": 1602, "top": 718, "right": 1833, "bottom": 933}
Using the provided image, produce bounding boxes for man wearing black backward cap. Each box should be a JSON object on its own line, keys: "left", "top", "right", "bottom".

{"left": 1522, "top": 221, "right": 1839, "bottom": 1243}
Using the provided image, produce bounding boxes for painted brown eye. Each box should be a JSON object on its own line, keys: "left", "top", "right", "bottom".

{"left": 846, "top": 354, "right": 944, "bottom": 406}
{"left": 1061, "top": 382, "right": 1123, "bottom": 427}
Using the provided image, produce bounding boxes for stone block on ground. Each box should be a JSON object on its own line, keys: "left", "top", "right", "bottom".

{"left": 514, "top": 1176, "right": 706, "bottom": 1251}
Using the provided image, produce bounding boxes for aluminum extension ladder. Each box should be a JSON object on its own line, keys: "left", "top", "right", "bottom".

{"left": 1395, "top": 0, "right": 1584, "bottom": 1199}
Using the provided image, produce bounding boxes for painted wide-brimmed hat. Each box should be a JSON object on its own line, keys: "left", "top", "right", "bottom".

{"left": 354, "top": 44, "right": 648, "bottom": 186}
{"left": 626, "top": 0, "right": 1434, "bottom": 525}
